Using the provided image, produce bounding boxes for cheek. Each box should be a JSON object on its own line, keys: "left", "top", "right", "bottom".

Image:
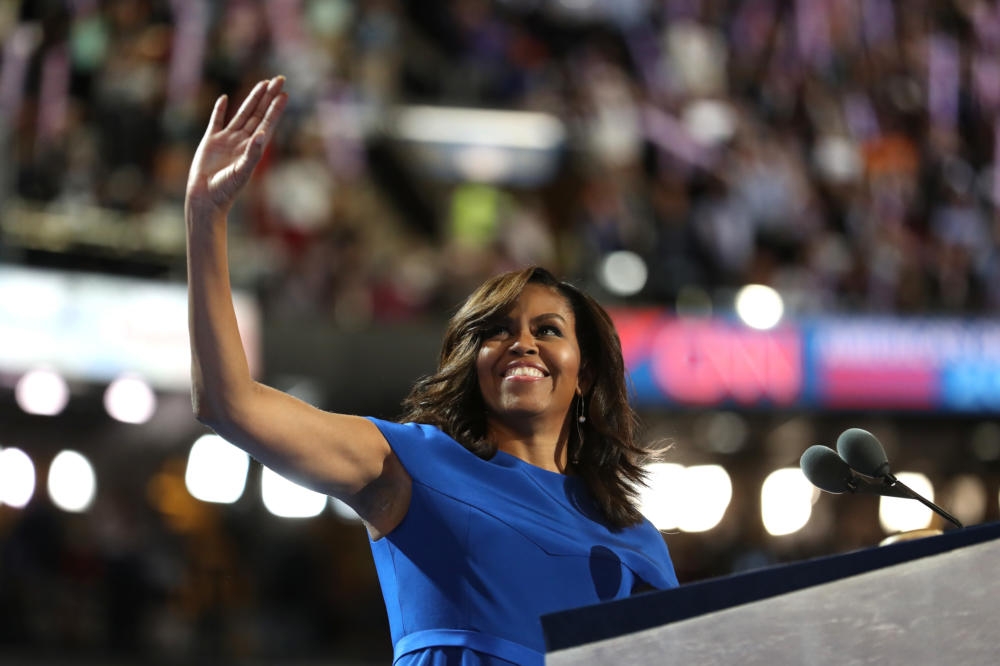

{"left": 558, "top": 348, "right": 583, "bottom": 388}
{"left": 476, "top": 346, "right": 497, "bottom": 390}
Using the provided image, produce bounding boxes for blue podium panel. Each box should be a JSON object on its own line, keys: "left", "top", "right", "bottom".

{"left": 543, "top": 522, "right": 1000, "bottom": 665}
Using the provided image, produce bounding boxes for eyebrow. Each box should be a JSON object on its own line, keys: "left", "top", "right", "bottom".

{"left": 489, "top": 312, "right": 569, "bottom": 325}
{"left": 532, "top": 313, "right": 568, "bottom": 323}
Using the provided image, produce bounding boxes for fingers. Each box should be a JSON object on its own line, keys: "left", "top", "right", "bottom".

{"left": 256, "top": 89, "right": 288, "bottom": 145}
{"left": 223, "top": 126, "right": 274, "bottom": 196}
{"left": 266, "top": 75, "right": 285, "bottom": 95}
{"left": 207, "top": 94, "right": 228, "bottom": 135}
{"left": 228, "top": 79, "right": 269, "bottom": 132}
{"left": 243, "top": 132, "right": 267, "bottom": 168}
{"left": 229, "top": 76, "right": 285, "bottom": 133}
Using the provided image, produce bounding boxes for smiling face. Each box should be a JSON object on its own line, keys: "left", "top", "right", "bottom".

{"left": 476, "top": 282, "right": 584, "bottom": 437}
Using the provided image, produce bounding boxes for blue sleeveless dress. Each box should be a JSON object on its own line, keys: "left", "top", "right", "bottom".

{"left": 366, "top": 418, "right": 679, "bottom": 665}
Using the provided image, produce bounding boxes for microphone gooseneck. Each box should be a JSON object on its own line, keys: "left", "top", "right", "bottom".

{"left": 882, "top": 477, "right": 963, "bottom": 529}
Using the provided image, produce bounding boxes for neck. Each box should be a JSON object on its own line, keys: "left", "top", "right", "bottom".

{"left": 489, "top": 416, "right": 572, "bottom": 473}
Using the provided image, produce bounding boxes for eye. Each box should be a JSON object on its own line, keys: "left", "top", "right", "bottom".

{"left": 482, "top": 323, "right": 510, "bottom": 339}
{"left": 537, "top": 324, "right": 563, "bottom": 337}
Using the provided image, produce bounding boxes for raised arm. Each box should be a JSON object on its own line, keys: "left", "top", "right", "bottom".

{"left": 185, "top": 76, "right": 410, "bottom": 537}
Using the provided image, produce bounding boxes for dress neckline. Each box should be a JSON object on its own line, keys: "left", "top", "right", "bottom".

{"left": 490, "top": 448, "right": 566, "bottom": 476}
{"left": 488, "top": 448, "right": 588, "bottom": 494}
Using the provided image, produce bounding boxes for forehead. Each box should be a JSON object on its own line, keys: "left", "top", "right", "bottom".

{"left": 504, "top": 282, "right": 575, "bottom": 319}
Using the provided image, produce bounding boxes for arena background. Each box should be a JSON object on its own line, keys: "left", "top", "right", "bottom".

{"left": 2, "top": 1, "right": 1000, "bottom": 663}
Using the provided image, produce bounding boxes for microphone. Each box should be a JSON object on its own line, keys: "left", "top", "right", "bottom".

{"left": 834, "top": 428, "right": 963, "bottom": 529}
{"left": 835, "top": 428, "right": 893, "bottom": 480}
{"left": 799, "top": 445, "right": 910, "bottom": 498}
{"left": 799, "top": 445, "right": 854, "bottom": 493}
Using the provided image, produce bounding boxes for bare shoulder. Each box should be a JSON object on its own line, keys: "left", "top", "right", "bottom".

{"left": 325, "top": 414, "right": 412, "bottom": 539}
{"left": 359, "top": 450, "right": 412, "bottom": 540}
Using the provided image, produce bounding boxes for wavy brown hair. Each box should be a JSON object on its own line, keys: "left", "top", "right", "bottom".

{"left": 400, "top": 266, "right": 655, "bottom": 529}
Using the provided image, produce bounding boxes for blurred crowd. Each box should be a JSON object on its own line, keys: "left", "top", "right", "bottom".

{"left": 4, "top": 0, "right": 1000, "bottom": 323}
{"left": 0, "top": 451, "right": 392, "bottom": 662}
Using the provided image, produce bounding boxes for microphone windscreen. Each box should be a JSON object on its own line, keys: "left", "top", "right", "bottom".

{"left": 799, "top": 445, "right": 853, "bottom": 494}
{"left": 836, "top": 428, "right": 889, "bottom": 477}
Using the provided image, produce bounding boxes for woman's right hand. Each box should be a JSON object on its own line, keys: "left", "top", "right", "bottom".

{"left": 185, "top": 76, "right": 288, "bottom": 220}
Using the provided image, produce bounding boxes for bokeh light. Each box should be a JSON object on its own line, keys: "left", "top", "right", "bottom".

{"left": 642, "top": 463, "right": 734, "bottom": 533}
{"left": 735, "top": 284, "right": 784, "bottom": 331}
{"left": 940, "top": 474, "right": 987, "bottom": 526}
{"left": 261, "top": 466, "right": 327, "bottom": 518}
{"left": 47, "top": 450, "right": 97, "bottom": 513}
{"left": 0, "top": 447, "right": 36, "bottom": 508}
{"left": 599, "top": 250, "right": 649, "bottom": 297}
{"left": 185, "top": 434, "right": 250, "bottom": 504}
{"left": 640, "top": 463, "right": 686, "bottom": 531}
{"left": 15, "top": 368, "right": 69, "bottom": 416}
{"left": 677, "top": 465, "right": 733, "bottom": 532}
{"left": 104, "top": 374, "right": 157, "bottom": 424}
{"left": 879, "top": 472, "right": 935, "bottom": 533}
{"left": 761, "top": 468, "right": 816, "bottom": 536}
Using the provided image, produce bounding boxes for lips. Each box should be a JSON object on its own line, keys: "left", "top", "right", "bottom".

{"left": 503, "top": 363, "right": 548, "bottom": 379}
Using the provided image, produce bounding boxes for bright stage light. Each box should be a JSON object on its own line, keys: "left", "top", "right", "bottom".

{"left": 185, "top": 435, "right": 249, "bottom": 504}
{"left": 599, "top": 251, "right": 648, "bottom": 297}
{"left": 104, "top": 374, "right": 157, "bottom": 424}
{"left": 0, "top": 447, "right": 36, "bottom": 508}
{"left": 879, "top": 472, "right": 934, "bottom": 533}
{"left": 677, "top": 465, "right": 732, "bottom": 532}
{"left": 15, "top": 368, "right": 69, "bottom": 416}
{"left": 639, "top": 463, "right": 686, "bottom": 530}
{"left": 261, "top": 467, "right": 327, "bottom": 518}
{"left": 735, "top": 284, "right": 784, "bottom": 330}
{"left": 48, "top": 450, "right": 97, "bottom": 512}
{"left": 761, "top": 468, "right": 816, "bottom": 536}
{"left": 394, "top": 105, "right": 565, "bottom": 150}
{"left": 640, "top": 463, "right": 733, "bottom": 532}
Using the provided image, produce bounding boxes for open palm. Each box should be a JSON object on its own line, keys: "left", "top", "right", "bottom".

{"left": 187, "top": 76, "right": 288, "bottom": 215}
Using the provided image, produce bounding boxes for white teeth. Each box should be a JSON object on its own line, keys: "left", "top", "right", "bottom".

{"left": 506, "top": 366, "right": 544, "bottom": 378}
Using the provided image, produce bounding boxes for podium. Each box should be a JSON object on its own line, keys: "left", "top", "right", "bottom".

{"left": 543, "top": 521, "right": 1000, "bottom": 665}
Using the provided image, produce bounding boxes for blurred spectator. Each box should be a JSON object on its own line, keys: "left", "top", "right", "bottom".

{"left": 6, "top": 0, "right": 1000, "bottom": 316}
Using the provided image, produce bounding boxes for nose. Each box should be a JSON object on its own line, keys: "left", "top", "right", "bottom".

{"left": 509, "top": 329, "right": 538, "bottom": 355}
